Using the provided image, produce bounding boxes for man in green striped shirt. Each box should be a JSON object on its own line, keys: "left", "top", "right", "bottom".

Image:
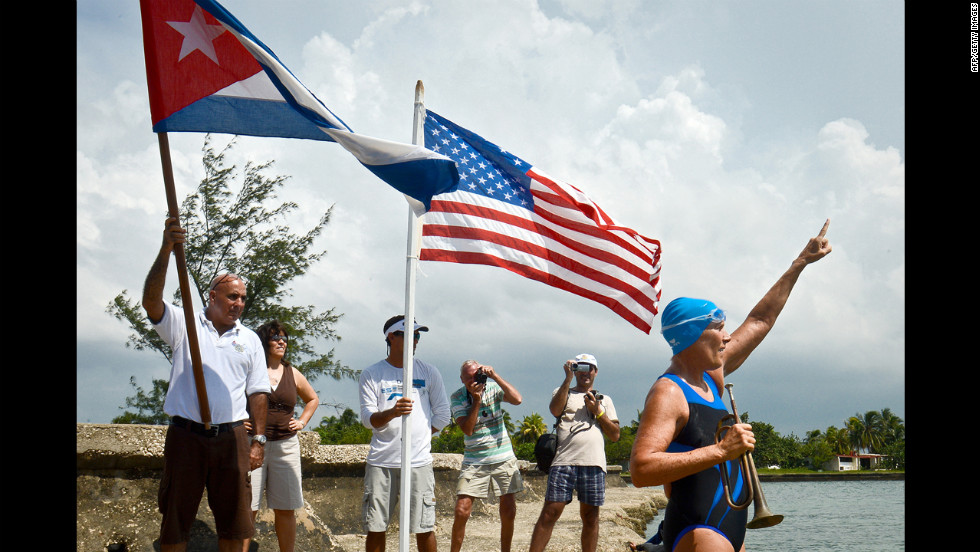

{"left": 449, "top": 360, "right": 524, "bottom": 552}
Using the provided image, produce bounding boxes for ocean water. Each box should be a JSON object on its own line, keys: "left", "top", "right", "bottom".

{"left": 643, "top": 479, "right": 905, "bottom": 551}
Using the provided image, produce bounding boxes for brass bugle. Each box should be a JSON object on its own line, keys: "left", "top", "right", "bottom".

{"left": 714, "top": 383, "right": 784, "bottom": 529}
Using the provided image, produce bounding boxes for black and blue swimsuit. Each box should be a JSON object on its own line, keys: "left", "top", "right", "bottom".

{"left": 659, "top": 373, "right": 749, "bottom": 551}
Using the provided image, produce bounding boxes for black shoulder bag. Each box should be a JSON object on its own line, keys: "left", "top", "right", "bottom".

{"left": 534, "top": 395, "right": 567, "bottom": 473}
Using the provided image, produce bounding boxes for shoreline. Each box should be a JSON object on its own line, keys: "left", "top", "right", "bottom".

{"left": 758, "top": 471, "right": 904, "bottom": 481}
{"left": 623, "top": 471, "right": 905, "bottom": 485}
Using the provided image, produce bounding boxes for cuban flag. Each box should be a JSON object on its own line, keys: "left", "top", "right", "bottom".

{"left": 139, "top": 0, "right": 458, "bottom": 211}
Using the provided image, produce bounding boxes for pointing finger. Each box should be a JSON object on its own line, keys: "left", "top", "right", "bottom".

{"left": 817, "top": 218, "right": 830, "bottom": 238}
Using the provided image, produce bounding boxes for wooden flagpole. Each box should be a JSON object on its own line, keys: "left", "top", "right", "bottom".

{"left": 156, "top": 132, "right": 213, "bottom": 429}
{"left": 397, "top": 79, "right": 427, "bottom": 552}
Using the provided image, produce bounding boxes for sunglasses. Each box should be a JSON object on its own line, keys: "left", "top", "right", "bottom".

{"left": 268, "top": 335, "right": 288, "bottom": 343}
{"left": 392, "top": 331, "right": 421, "bottom": 340}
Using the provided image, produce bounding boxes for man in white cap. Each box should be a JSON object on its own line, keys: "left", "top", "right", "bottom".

{"left": 358, "top": 315, "right": 451, "bottom": 552}
{"left": 528, "top": 353, "right": 620, "bottom": 552}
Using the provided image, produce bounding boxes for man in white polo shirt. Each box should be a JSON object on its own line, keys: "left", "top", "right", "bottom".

{"left": 142, "top": 217, "right": 272, "bottom": 552}
{"left": 358, "top": 315, "right": 451, "bottom": 552}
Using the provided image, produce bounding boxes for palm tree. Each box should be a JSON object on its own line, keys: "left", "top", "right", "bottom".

{"left": 845, "top": 416, "right": 864, "bottom": 454}
{"left": 503, "top": 409, "right": 517, "bottom": 437}
{"left": 825, "top": 426, "right": 852, "bottom": 455}
{"left": 518, "top": 413, "right": 548, "bottom": 444}
{"left": 804, "top": 429, "right": 823, "bottom": 445}
{"left": 879, "top": 408, "right": 904, "bottom": 444}
{"left": 847, "top": 410, "right": 885, "bottom": 454}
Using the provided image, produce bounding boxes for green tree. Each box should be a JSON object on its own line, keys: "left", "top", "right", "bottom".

{"left": 111, "top": 377, "right": 171, "bottom": 425}
{"left": 517, "top": 413, "right": 548, "bottom": 444}
{"left": 804, "top": 429, "right": 823, "bottom": 445}
{"left": 605, "top": 416, "right": 638, "bottom": 466}
{"left": 802, "top": 438, "right": 835, "bottom": 469}
{"left": 824, "top": 425, "right": 853, "bottom": 455}
{"left": 736, "top": 415, "right": 806, "bottom": 469}
{"left": 313, "top": 408, "right": 373, "bottom": 445}
{"left": 880, "top": 438, "right": 906, "bottom": 470}
{"left": 502, "top": 409, "right": 516, "bottom": 437}
{"left": 107, "top": 136, "right": 353, "bottom": 423}
{"left": 512, "top": 441, "right": 537, "bottom": 462}
{"left": 801, "top": 409, "right": 905, "bottom": 470}
{"left": 877, "top": 408, "right": 905, "bottom": 470}
{"left": 879, "top": 408, "right": 905, "bottom": 444}
{"left": 847, "top": 410, "right": 885, "bottom": 454}
{"left": 431, "top": 420, "right": 465, "bottom": 454}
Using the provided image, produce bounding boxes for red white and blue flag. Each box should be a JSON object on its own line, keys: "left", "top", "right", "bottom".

{"left": 421, "top": 111, "right": 663, "bottom": 333}
{"left": 138, "top": 0, "right": 458, "bottom": 210}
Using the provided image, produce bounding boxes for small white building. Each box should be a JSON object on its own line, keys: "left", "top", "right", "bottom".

{"left": 823, "top": 453, "right": 889, "bottom": 471}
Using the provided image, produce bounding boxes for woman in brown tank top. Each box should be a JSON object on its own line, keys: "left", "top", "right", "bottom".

{"left": 244, "top": 320, "right": 320, "bottom": 552}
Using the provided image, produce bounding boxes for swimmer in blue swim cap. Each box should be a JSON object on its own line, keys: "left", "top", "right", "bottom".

{"left": 629, "top": 220, "right": 832, "bottom": 552}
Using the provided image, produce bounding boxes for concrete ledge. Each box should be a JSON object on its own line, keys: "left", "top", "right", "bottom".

{"left": 76, "top": 423, "right": 168, "bottom": 470}
{"left": 77, "top": 424, "right": 473, "bottom": 473}
{"left": 77, "top": 423, "right": 664, "bottom": 552}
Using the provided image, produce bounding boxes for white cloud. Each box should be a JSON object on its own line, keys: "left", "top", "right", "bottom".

{"left": 816, "top": 118, "right": 905, "bottom": 203}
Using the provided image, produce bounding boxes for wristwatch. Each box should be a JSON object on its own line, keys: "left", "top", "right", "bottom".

{"left": 251, "top": 434, "right": 267, "bottom": 445}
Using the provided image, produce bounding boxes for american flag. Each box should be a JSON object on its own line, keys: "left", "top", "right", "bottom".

{"left": 420, "top": 110, "right": 663, "bottom": 334}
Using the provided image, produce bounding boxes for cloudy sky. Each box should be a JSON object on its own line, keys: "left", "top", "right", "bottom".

{"left": 77, "top": 0, "right": 904, "bottom": 439}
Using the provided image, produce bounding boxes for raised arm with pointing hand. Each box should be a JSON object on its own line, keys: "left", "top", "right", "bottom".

{"left": 629, "top": 220, "right": 832, "bottom": 552}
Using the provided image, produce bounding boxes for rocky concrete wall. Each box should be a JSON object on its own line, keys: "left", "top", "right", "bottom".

{"left": 77, "top": 424, "right": 665, "bottom": 552}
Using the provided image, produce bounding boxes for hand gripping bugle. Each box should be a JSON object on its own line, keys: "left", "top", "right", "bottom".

{"left": 714, "top": 383, "right": 784, "bottom": 529}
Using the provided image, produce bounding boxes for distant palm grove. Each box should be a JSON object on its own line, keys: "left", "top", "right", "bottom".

{"left": 314, "top": 407, "right": 905, "bottom": 471}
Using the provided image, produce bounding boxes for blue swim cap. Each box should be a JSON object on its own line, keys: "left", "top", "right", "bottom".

{"left": 660, "top": 298, "right": 726, "bottom": 355}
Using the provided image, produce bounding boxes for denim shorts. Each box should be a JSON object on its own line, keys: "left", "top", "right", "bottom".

{"left": 544, "top": 465, "right": 606, "bottom": 506}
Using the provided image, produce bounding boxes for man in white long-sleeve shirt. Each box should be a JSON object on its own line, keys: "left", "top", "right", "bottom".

{"left": 359, "top": 315, "right": 451, "bottom": 552}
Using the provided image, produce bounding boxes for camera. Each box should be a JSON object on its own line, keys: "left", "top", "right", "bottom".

{"left": 573, "top": 362, "right": 593, "bottom": 372}
{"left": 473, "top": 367, "right": 488, "bottom": 384}
{"left": 589, "top": 390, "right": 604, "bottom": 401}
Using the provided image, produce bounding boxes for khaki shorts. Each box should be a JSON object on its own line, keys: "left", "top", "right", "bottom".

{"left": 456, "top": 457, "right": 524, "bottom": 498}
{"left": 362, "top": 464, "right": 437, "bottom": 534}
{"left": 250, "top": 434, "right": 304, "bottom": 511}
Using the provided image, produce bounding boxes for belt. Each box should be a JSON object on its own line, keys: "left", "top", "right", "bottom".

{"left": 170, "top": 416, "right": 244, "bottom": 438}
{"left": 268, "top": 401, "right": 294, "bottom": 412}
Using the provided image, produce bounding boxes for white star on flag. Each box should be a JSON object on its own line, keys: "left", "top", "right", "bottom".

{"left": 167, "top": 5, "right": 226, "bottom": 63}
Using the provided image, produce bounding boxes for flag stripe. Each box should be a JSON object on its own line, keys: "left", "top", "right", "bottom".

{"left": 216, "top": 21, "right": 351, "bottom": 132}
{"left": 427, "top": 197, "right": 658, "bottom": 288}
{"left": 420, "top": 110, "right": 662, "bottom": 333}
{"left": 202, "top": 6, "right": 459, "bottom": 208}
{"left": 529, "top": 192, "right": 658, "bottom": 271}
{"left": 424, "top": 196, "right": 660, "bottom": 314}
{"left": 420, "top": 241, "right": 655, "bottom": 334}
{"left": 529, "top": 169, "right": 661, "bottom": 262}
{"left": 422, "top": 221, "right": 659, "bottom": 317}
{"left": 152, "top": 95, "right": 329, "bottom": 140}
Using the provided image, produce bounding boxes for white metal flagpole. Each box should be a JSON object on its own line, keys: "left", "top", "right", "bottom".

{"left": 398, "top": 79, "right": 427, "bottom": 552}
